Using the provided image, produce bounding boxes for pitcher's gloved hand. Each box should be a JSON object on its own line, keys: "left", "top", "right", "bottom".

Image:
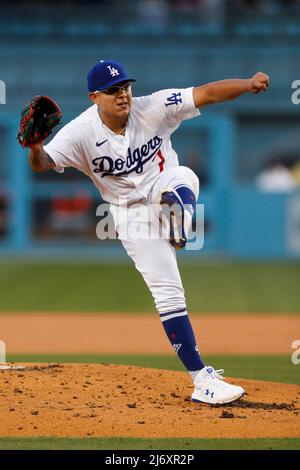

{"left": 17, "top": 95, "right": 62, "bottom": 148}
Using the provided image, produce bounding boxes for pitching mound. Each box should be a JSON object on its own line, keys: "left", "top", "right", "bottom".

{"left": 0, "top": 363, "right": 299, "bottom": 438}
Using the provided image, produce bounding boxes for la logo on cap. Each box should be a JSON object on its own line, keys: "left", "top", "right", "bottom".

{"left": 107, "top": 65, "right": 120, "bottom": 77}
{"left": 87, "top": 60, "right": 136, "bottom": 92}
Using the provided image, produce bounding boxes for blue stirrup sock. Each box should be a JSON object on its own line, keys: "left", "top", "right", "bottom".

{"left": 160, "top": 309, "right": 205, "bottom": 377}
{"left": 160, "top": 188, "right": 202, "bottom": 380}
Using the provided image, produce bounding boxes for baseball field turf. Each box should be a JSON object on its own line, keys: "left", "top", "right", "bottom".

{"left": 0, "top": 260, "right": 299, "bottom": 313}
{"left": 0, "top": 437, "right": 299, "bottom": 450}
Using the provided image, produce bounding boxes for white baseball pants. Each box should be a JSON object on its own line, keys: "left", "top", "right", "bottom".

{"left": 111, "top": 166, "right": 199, "bottom": 314}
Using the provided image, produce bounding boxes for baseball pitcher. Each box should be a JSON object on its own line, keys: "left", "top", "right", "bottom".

{"left": 18, "top": 60, "right": 269, "bottom": 404}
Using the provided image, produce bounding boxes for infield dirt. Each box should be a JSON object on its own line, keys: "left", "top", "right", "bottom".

{"left": 1, "top": 313, "right": 299, "bottom": 439}
{"left": 0, "top": 363, "right": 299, "bottom": 438}
{"left": 1, "top": 313, "right": 299, "bottom": 354}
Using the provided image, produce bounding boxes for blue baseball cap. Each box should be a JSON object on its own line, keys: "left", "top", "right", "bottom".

{"left": 87, "top": 60, "right": 136, "bottom": 92}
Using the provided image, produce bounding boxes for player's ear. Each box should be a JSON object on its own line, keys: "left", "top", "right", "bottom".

{"left": 89, "top": 92, "right": 98, "bottom": 104}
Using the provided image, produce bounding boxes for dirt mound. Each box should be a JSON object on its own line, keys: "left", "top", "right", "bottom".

{"left": 0, "top": 363, "right": 299, "bottom": 438}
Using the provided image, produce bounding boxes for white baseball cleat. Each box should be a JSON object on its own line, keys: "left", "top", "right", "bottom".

{"left": 192, "top": 366, "right": 245, "bottom": 405}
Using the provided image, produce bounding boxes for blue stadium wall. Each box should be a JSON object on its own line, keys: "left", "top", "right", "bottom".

{"left": 1, "top": 31, "right": 300, "bottom": 259}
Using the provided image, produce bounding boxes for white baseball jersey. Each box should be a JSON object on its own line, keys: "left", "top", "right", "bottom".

{"left": 44, "top": 87, "right": 200, "bottom": 206}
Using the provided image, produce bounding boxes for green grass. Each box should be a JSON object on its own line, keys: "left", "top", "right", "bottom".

{"left": 0, "top": 437, "right": 299, "bottom": 450}
{"left": 0, "top": 261, "right": 299, "bottom": 313}
{"left": 7, "top": 354, "right": 300, "bottom": 384}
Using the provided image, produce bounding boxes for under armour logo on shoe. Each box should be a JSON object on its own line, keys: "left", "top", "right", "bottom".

{"left": 205, "top": 389, "right": 214, "bottom": 398}
{"left": 107, "top": 66, "right": 119, "bottom": 77}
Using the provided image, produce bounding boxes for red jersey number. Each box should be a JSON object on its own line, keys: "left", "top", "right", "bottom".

{"left": 154, "top": 150, "right": 165, "bottom": 172}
